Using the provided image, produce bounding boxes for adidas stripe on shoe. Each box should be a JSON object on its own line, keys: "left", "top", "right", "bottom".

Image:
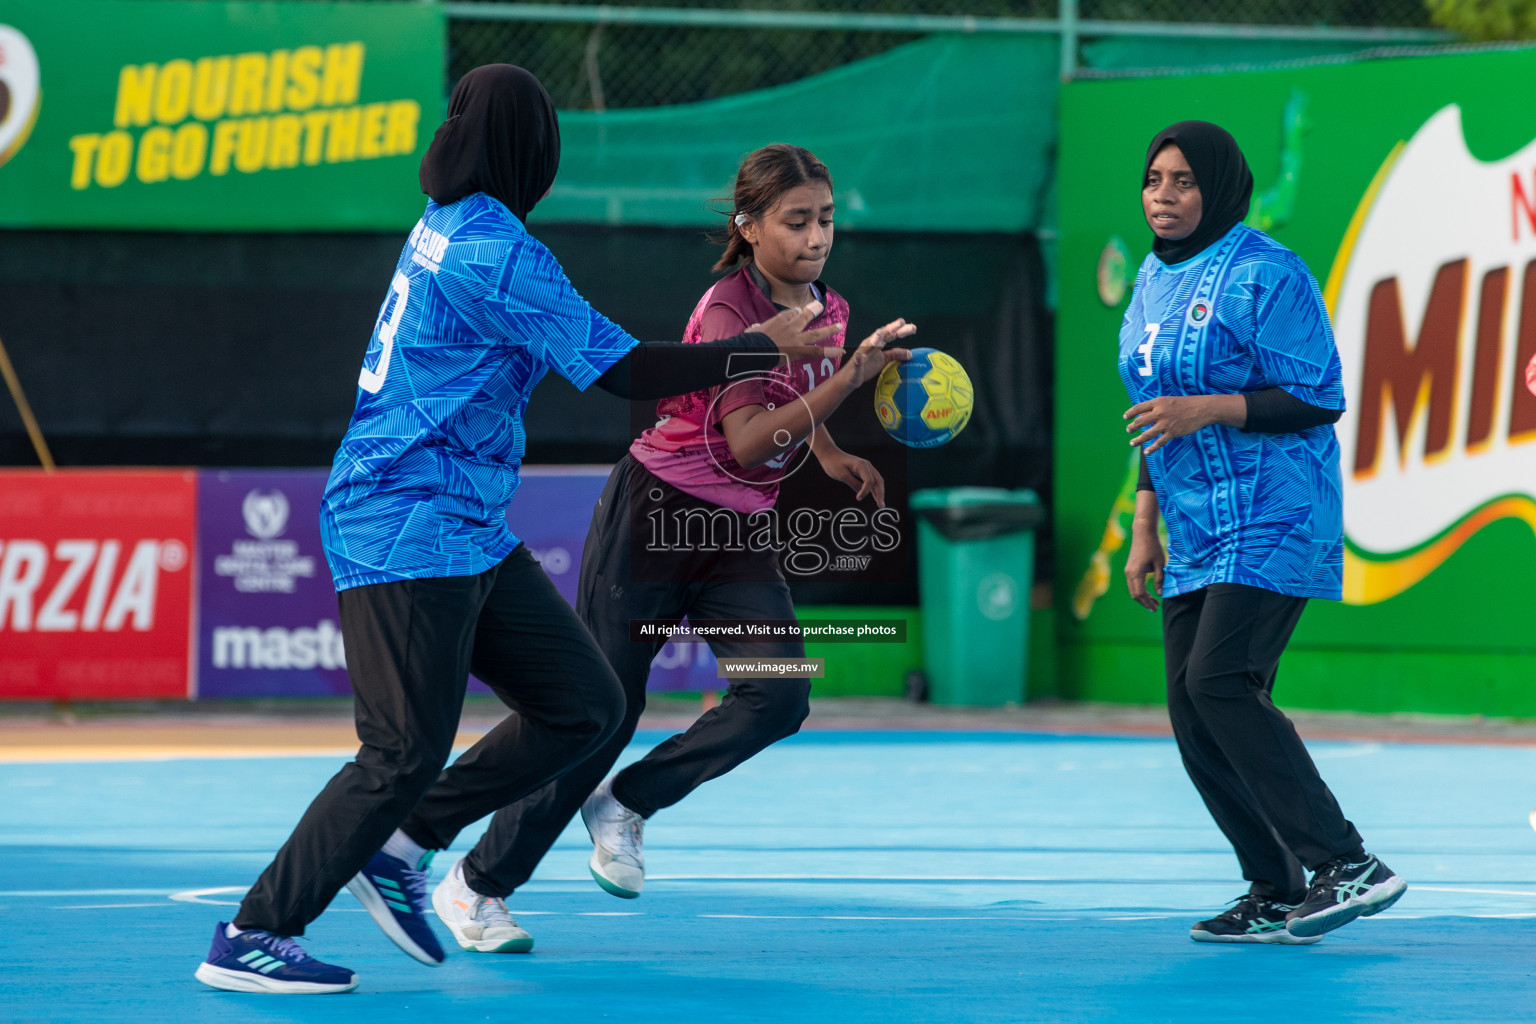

{"left": 346, "top": 849, "right": 446, "bottom": 965}
{"left": 194, "top": 922, "right": 357, "bottom": 994}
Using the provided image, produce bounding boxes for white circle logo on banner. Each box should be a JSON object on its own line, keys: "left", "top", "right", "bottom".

{"left": 0, "top": 25, "right": 41, "bottom": 169}
{"left": 242, "top": 490, "right": 291, "bottom": 540}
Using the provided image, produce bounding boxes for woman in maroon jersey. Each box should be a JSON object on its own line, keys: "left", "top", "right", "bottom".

{"left": 418, "top": 143, "right": 915, "bottom": 951}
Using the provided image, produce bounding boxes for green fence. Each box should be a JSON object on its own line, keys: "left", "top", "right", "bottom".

{"left": 539, "top": 32, "right": 1057, "bottom": 233}
{"left": 439, "top": 0, "right": 1454, "bottom": 240}
{"left": 443, "top": 0, "right": 1449, "bottom": 107}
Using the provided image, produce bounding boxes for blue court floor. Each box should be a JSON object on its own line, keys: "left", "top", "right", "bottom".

{"left": 7, "top": 730, "right": 1536, "bottom": 1022}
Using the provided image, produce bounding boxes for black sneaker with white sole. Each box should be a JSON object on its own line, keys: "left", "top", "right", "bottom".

{"left": 1285, "top": 853, "right": 1406, "bottom": 938}
{"left": 1190, "top": 894, "right": 1320, "bottom": 945}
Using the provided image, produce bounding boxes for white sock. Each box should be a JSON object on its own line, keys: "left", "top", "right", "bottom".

{"left": 225, "top": 923, "right": 245, "bottom": 938}
{"left": 382, "top": 828, "right": 429, "bottom": 867}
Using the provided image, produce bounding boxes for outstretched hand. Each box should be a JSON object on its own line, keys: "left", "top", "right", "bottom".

{"left": 839, "top": 319, "right": 916, "bottom": 391}
{"left": 748, "top": 301, "right": 845, "bottom": 362}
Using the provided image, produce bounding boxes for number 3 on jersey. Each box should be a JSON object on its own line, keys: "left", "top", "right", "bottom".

{"left": 359, "top": 271, "right": 411, "bottom": 394}
{"left": 1137, "top": 323, "right": 1160, "bottom": 378}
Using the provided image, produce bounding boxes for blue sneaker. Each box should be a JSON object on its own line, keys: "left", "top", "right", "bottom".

{"left": 346, "top": 849, "right": 445, "bottom": 965}
{"left": 194, "top": 922, "right": 358, "bottom": 994}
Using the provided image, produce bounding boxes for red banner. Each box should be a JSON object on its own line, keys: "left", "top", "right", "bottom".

{"left": 0, "top": 469, "right": 197, "bottom": 699}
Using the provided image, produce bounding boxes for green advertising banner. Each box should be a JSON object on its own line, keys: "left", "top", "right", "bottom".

{"left": 1057, "top": 48, "right": 1536, "bottom": 716}
{"left": 0, "top": 0, "right": 443, "bottom": 230}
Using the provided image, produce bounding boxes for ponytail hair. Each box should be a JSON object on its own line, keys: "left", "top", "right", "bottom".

{"left": 711, "top": 143, "right": 833, "bottom": 274}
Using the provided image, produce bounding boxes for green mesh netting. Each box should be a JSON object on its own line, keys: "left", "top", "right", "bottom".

{"left": 537, "top": 30, "right": 1397, "bottom": 235}
{"left": 537, "top": 34, "right": 1060, "bottom": 234}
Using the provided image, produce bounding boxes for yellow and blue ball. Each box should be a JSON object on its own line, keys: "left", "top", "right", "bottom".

{"left": 873, "top": 348, "right": 974, "bottom": 448}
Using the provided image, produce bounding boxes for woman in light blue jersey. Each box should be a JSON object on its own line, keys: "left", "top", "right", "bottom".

{"left": 1119, "top": 120, "right": 1405, "bottom": 945}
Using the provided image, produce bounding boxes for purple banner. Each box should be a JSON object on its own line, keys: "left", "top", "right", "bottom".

{"left": 196, "top": 469, "right": 343, "bottom": 698}
{"left": 504, "top": 468, "right": 718, "bottom": 693}
{"left": 195, "top": 466, "right": 717, "bottom": 698}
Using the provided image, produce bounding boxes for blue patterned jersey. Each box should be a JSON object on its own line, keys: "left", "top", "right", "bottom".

{"left": 321, "top": 194, "right": 639, "bottom": 591}
{"left": 1118, "top": 223, "right": 1345, "bottom": 600}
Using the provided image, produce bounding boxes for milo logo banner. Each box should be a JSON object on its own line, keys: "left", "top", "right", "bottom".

{"left": 1057, "top": 49, "right": 1536, "bottom": 715}
{"left": 0, "top": 0, "right": 442, "bottom": 230}
{"left": 1331, "top": 105, "right": 1536, "bottom": 604}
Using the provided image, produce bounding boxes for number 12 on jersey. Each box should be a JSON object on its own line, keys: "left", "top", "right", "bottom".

{"left": 1137, "top": 323, "right": 1160, "bottom": 378}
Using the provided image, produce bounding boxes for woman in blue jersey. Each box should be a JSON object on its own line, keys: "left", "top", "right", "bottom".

{"left": 1119, "top": 121, "right": 1405, "bottom": 944}
{"left": 194, "top": 65, "right": 846, "bottom": 995}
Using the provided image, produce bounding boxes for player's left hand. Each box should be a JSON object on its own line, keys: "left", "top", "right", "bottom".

{"left": 748, "top": 301, "right": 845, "bottom": 362}
{"left": 1124, "top": 395, "right": 1223, "bottom": 454}
{"left": 821, "top": 451, "right": 886, "bottom": 507}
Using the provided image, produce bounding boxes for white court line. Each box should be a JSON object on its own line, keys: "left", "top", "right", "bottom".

{"left": 169, "top": 886, "right": 247, "bottom": 905}
{"left": 506, "top": 911, "right": 645, "bottom": 917}
{"left": 1385, "top": 912, "right": 1536, "bottom": 919}
{"left": 1311, "top": 744, "right": 1384, "bottom": 760}
{"left": 493, "top": 911, "right": 642, "bottom": 917}
{"left": 24, "top": 883, "right": 1536, "bottom": 922}
{"left": 0, "top": 749, "right": 360, "bottom": 765}
{"left": 643, "top": 875, "right": 1073, "bottom": 882}
{"left": 0, "top": 889, "right": 170, "bottom": 897}
{"left": 701, "top": 912, "right": 1536, "bottom": 921}
{"left": 1100, "top": 915, "right": 1185, "bottom": 920}
{"left": 23, "top": 891, "right": 1536, "bottom": 922}
{"left": 0, "top": 743, "right": 488, "bottom": 765}
{"left": 699, "top": 914, "right": 1080, "bottom": 921}
{"left": 23, "top": 880, "right": 1533, "bottom": 901}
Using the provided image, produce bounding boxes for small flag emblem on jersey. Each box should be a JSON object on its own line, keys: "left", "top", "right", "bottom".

{"left": 1188, "top": 299, "right": 1212, "bottom": 326}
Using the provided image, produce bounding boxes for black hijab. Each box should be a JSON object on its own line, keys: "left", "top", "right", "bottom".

{"left": 419, "top": 65, "right": 560, "bottom": 223}
{"left": 1144, "top": 120, "right": 1253, "bottom": 265}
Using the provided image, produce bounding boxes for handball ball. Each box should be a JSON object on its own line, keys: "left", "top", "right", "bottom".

{"left": 873, "top": 347, "right": 974, "bottom": 448}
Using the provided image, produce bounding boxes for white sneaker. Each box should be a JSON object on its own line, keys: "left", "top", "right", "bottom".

{"left": 430, "top": 858, "right": 533, "bottom": 954}
{"left": 580, "top": 777, "right": 645, "bottom": 899}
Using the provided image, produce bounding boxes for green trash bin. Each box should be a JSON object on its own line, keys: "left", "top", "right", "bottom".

{"left": 909, "top": 488, "right": 1044, "bottom": 706}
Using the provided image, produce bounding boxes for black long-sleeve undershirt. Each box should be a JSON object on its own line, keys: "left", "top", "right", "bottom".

{"left": 1241, "top": 386, "right": 1342, "bottom": 434}
{"left": 592, "top": 332, "right": 782, "bottom": 400}
{"left": 1136, "top": 387, "right": 1342, "bottom": 492}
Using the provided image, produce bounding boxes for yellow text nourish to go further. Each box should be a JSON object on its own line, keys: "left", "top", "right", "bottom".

{"left": 66, "top": 42, "right": 422, "bottom": 190}
{"left": 115, "top": 44, "right": 367, "bottom": 125}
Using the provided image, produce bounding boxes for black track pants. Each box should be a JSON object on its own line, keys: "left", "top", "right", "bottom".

{"left": 235, "top": 544, "right": 624, "bottom": 936}
{"left": 426, "top": 456, "right": 811, "bottom": 899}
{"left": 1163, "top": 583, "right": 1364, "bottom": 904}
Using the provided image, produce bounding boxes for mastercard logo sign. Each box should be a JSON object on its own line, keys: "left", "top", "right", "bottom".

{"left": 0, "top": 24, "right": 41, "bottom": 168}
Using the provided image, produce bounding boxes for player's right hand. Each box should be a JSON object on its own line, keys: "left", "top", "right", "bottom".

{"left": 749, "top": 301, "right": 844, "bottom": 362}
{"left": 839, "top": 319, "right": 916, "bottom": 390}
{"left": 1124, "top": 530, "right": 1166, "bottom": 612}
